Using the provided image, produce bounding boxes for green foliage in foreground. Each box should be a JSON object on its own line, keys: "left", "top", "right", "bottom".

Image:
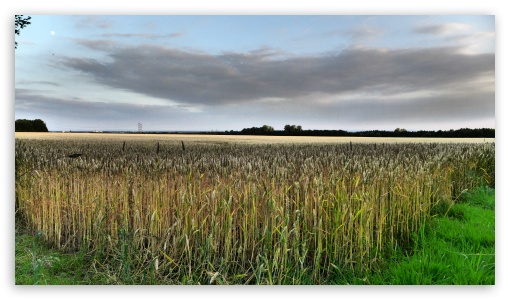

{"left": 335, "top": 185, "right": 495, "bottom": 285}
{"left": 15, "top": 186, "right": 495, "bottom": 285}
{"left": 15, "top": 228, "right": 99, "bottom": 285}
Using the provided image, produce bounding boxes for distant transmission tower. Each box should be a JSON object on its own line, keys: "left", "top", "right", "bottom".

{"left": 138, "top": 122, "right": 143, "bottom": 132}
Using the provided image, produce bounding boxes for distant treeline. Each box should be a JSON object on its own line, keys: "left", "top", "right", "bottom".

{"left": 15, "top": 119, "right": 49, "bottom": 132}
{"left": 218, "top": 125, "right": 495, "bottom": 138}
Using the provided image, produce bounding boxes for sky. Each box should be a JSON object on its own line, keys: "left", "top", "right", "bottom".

{"left": 15, "top": 15, "right": 495, "bottom": 132}
{"left": 4, "top": 2, "right": 509, "bottom": 299}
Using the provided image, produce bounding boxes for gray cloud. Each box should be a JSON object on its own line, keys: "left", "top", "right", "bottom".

{"left": 76, "top": 39, "right": 118, "bottom": 51}
{"left": 291, "top": 25, "right": 382, "bottom": 46}
{"left": 15, "top": 89, "right": 201, "bottom": 131}
{"left": 59, "top": 43, "right": 494, "bottom": 108}
{"left": 25, "top": 40, "right": 492, "bottom": 131}
{"left": 344, "top": 26, "right": 383, "bottom": 43}
{"left": 224, "top": 83, "right": 494, "bottom": 129}
{"left": 75, "top": 16, "right": 113, "bottom": 29}
{"left": 413, "top": 23, "right": 470, "bottom": 35}
{"left": 102, "top": 32, "right": 184, "bottom": 39}
{"left": 15, "top": 76, "right": 494, "bottom": 131}
{"left": 16, "top": 80, "right": 60, "bottom": 87}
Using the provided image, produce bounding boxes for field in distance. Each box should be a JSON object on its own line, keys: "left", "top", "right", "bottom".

{"left": 15, "top": 132, "right": 494, "bottom": 144}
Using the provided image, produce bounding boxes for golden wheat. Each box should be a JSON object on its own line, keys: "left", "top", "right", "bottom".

{"left": 15, "top": 138, "right": 495, "bottom": 283}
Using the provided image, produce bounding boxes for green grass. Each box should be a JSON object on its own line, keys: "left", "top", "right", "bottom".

{"left": 15, "top": 186, "right": 495, "bottom": 285}
{"left": 15, "top": 222, "right": 106, "bottom": 285}
{"left": 334, "top": 185, "right": 495, "bottom": 285}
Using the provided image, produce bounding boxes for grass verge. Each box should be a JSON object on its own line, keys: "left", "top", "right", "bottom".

{"left": 333, "top": 185, "right": 495, "bottom": 285}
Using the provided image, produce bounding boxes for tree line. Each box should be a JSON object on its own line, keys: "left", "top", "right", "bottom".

{"left": 15, "top": 119, "right": 49, "bottom": 132}
{"left": 224, "top": 125, "right": 495, "bottom": 138}
{"left": 15, "top": 118, "right": 495, "bottom": 138}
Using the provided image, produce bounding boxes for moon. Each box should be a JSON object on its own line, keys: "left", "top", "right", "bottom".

{"left": 50, "top": 31, "right": 55, "bottom": 36}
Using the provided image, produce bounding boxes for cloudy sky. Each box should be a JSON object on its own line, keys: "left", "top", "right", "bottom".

{"left": 14, "top": 15, "right": 495, "bottom": 132}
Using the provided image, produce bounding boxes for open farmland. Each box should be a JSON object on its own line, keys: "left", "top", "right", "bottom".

{"left": 15, "top": 134, "right": 495, "bottom": 284}
{"left": 15, "top": 132, "right": 494, "bottom": 144}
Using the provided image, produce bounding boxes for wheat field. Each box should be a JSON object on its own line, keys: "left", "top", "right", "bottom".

{"left": 15, "top": 132, "right": 494, "bottom": 144}
{"left": 15, "top": 134, "right": 495, "bottom": 284}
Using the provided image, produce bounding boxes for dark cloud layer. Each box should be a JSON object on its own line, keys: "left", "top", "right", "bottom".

{"left": 15, "top": 89, "right": 199, "bottom": 131}
{"left": 18, "top": 37, "right": 494, "bottom": 131}
{"left": 60, "top": 43, "right": 494, "bottom": 109}
{"left": 16, "top": 81, "right": 494, "bottom": 132}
